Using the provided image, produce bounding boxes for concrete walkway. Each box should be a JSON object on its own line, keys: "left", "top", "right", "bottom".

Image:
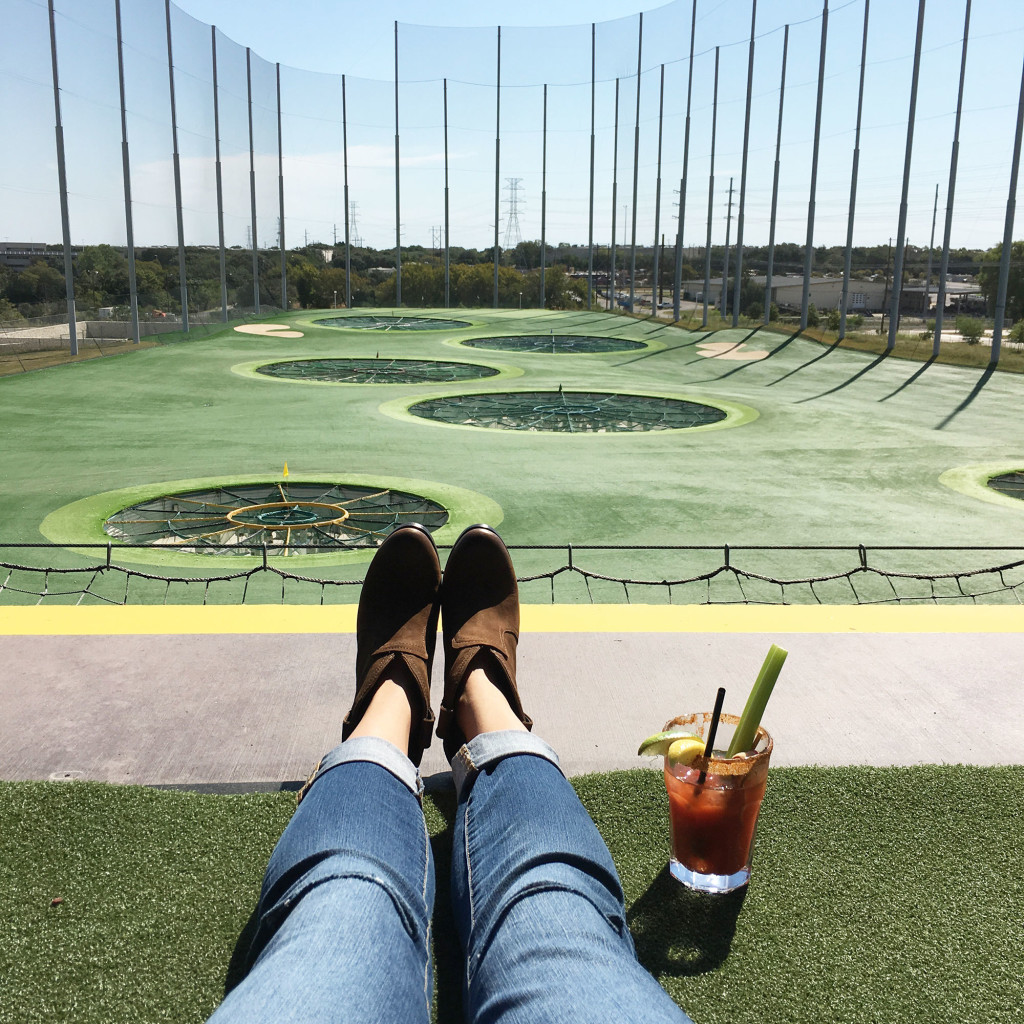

{"left": 2, "top": 606, "right": 1021, "bottom": 790}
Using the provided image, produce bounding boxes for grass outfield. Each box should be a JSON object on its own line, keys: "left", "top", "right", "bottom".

{"left": 3, "top": 307, "right": 1024, "bottom": 603}
{"left": 2, "top": 767, "right": 1019, "bottom": 1023}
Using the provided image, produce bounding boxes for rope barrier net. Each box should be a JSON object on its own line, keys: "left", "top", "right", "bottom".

{"left": 2, "top": 545, "right": 1024, "bottom": 607}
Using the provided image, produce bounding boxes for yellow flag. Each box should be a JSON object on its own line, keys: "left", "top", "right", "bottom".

{"left": 283, "top": 462, "right": 289, "bottom": 477}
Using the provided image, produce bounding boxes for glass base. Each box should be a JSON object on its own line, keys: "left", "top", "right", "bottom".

{"left": 670, "top": 857, "right": 750, "bottom": 894}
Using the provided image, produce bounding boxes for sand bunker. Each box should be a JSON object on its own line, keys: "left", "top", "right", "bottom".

{"left": 696, "top": 340, "right": 768, "bottom": 361}
{"left": 233, "top": 324, "right": 305, "bottom": 338}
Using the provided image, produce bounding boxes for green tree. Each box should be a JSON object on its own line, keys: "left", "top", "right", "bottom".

{"left": 806, "top": 303, "right": 820, "bottom": 328}
{"left": 955, "top": 315, "right": 985, "bottom": 344}
{"left": 977, "top": 240, "right": 1024, "bottom": 320}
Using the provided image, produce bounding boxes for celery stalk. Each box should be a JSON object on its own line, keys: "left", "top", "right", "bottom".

{"left": 726, "top": 644, "right": 788, "bottom": 757}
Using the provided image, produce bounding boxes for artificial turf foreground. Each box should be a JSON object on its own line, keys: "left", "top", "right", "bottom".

{"left": 1, "top": 767, "right": 1019, "bottom": 1024}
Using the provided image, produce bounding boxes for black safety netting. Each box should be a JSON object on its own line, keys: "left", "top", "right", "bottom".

{"left": 407, "top": 391, "right": 728, "bottom": 432}
{"left": 314, "top": 315, "right": 471, "bottom": 331}
{"left": 102, "top": 482, "right": 448, "bottom": 554}
{"left": 255, "top": 358, "right": 500, "bottom": 384}
{"left": 3, "top": 545, "right": 1024, "bottom": 607}
{"left": 462, "top": 335, "right": 646, "bottom": 354}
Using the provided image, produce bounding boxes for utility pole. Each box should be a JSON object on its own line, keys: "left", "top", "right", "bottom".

{"left": 659, "top": 233, "right": 666, "bottom": 307}
{"left": 720, "top": 176, "right": 734, "bottom": 317}
{"left": 881, "top": 237, "right": 892, "bottom": 334}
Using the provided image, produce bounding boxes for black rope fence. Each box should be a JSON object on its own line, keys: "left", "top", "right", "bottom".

{"left": 2, "top": 543, "right": 1024, "bottom": 607}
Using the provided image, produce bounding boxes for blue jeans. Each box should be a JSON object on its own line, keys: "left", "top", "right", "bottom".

{"left": 209, "top": 732, "right": 693, "bottom": 1024}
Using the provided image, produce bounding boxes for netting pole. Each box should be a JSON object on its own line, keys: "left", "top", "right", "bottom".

{"left": 934, "top": 0, "right": 971, "bottom": 356}
{"left": 246, "top": 48, "right": 260, "bottom": 314}
{"left": 991, "top": 47, "right": 1024, "bottom": 364}
{"left": 610, "top": 79, "right": 619, "bottom": 311}
{"left": 394, "top": 22, "right": 402, "bottom": 306}
{"left": 277, "top": 63, "right": 287, "bottom": 312}
{"left": 764, "top": 26, "right": 788, "bottom": 326}
{"left": 924, "top": 182, "right": 938, "bottom": 322}
{"left": 587, "top": 23, "right": 595, "bottom": 311}
{"left": 443, "top": 78, "right": 450, "bottom": 309}
{"left": 702, "top": 48, "right": 719, "bottom": 329}
{"left": 731, "top": 0, "right": 756, "bottom": 327}
{"left": 493, "top": 26, "right": 501, "bottom": 309}
{"left": 839, "top": 1, "right": 869, "bottom": 341}
{"left": 541, "top": 84, "right": 548, "bottom": 309}
{"left": 342, "top": 75, "right": 351, "bottom": 309}
{"left": 211, "top": 27, "right": 229, "bottom": 323}
{"left": 673, "top": 0, "right": 697, "bottom": 323}
{"left": 721, "top": 176, "right": 732, "bottom": 317}
{"left": 886, "top": 0, "right": 926, "bottom": 351}
{"left": 165, "top": 0, "right": 189, "bottom": 332}
{"left": 651, "top": 65, "right": 664, "bottom": 319}
{"left": 46, "top": 0, "right": 77, "bottom": 355}
{"left": 800, "top": 0, "right": 828, "bottom": 332}
{"left": 629, "top": 13, "right": 643, "bottom": 314}
{"left": 114, "top": 0, "right": 140, "bottom": 345}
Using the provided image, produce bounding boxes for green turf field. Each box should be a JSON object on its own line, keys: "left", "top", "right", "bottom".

{"left": 2, "top": 768, "right": 1019, "bottom": 1024}
{"left": 2, "top": 308, "right": 1023, "bottom": 603}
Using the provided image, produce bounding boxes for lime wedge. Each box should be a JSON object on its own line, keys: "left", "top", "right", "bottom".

{"left": 637, "top": 728, "right": 702, "bottom": 757}
{"left": 666, "top": 735, "right": 707, "bottom": 767}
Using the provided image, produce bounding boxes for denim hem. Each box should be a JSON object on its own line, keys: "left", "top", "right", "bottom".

{"left": 307, "top": 736, "right": 422, "bottom": 797}
{"left": 451, "top": 730, "right": 562, "bottom": 799}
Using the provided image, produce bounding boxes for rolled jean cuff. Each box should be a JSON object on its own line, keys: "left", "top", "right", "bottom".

{"left": 306, "top": 736, "right": 422, "bottom": 798}
{"left": 451, "top": 730, "right": 562, "bottom": 799}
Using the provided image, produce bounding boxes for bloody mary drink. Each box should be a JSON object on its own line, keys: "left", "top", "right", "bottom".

{"left": 662, "top": 712, "right": 772, "bottom": 893}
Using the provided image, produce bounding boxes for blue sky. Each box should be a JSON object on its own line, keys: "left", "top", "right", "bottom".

{"left": 3, "top": 0, "right": 1024, "bottom": 256}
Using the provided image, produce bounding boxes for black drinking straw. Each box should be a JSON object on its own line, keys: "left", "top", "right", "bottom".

{"left": 699, "top": 687, "right": 727, "bottom": 785}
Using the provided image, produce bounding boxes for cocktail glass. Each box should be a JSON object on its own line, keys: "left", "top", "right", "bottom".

{"left": 662, "top": 712, "right": 773, "bottom": 894}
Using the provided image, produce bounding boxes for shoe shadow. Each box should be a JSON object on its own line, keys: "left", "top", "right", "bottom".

{"left": 628, "top": 865, "right": 746, "bottom": 977}
{"left": 425, "top": 782, "right": 465, "bottom": 1024}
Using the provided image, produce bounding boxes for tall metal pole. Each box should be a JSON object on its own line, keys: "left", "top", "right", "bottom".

{"left": 652, "top": 64, "right": 665, "bottom": 317}
{"left": 702, "top": 48, "right": 719, "bottom": 329}
{"left": 541, "top": 84, "right": 548, "bottom": 309}
{"left": 394, "top": 22, "right": 402, "bottom": 305}
{"left": 443, "top": 78, "right": 450, "bottom": 308}
{"left": 47, "top": 0, "right": 77, "bottom": 355}
{"left": 721, "top": 177, "right": 733, "bottom": 317}
{"left": 887, "top": 0, "right": 927, "bottom": 350}
{"left": 246, "top": 48, "right": 260, "bottom": 314}
{"left": 764, "top": 25, "right": 788, "bottom": 325}
{"left": 165, "top": 0, "right": 189, "bottom": 330}
{"left": 673, "top": 0, "right": 697, "bottom": 321}
{"left": 934, "top": 0, "right": 971, "bottom": 355}
{"left": 801, "top": 0, "right": 828, "bottom": 330}
{"left": 629, "top": 13, "right": 643, "bottom": 313}
{"left": 731, "top": 0, "right": 756, "bottom": 326}
{"left": 276, "top": 64, "right": 287, "bottom": 311}
{"left": 610, "top": 79, "right": 620, "bottom": 311}
{"left": 587, "top": 24, "right": 596, "bottom": 310}
{"left": 114, "top": 0, "right": 140, "bottom": 344}
{"left": 211, "top": 27, "right": 228, "bottom": 322}
{"left": 342, "top": 74, "right": 351, "bottom": 309}
{"left": 924, "top": 182, "right": 938, "bottom": 318}
{"left": 839, "top": 1, "right": 869, "bottom": 340}
{"left": 493, "top": 27, "right": 501, "bottom": 308}
{"left": 992, "top": 48, "right": 1024, "bottom": 364}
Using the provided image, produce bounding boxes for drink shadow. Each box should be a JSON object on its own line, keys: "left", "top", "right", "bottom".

{"left": 628, "top": 865, "right": 747, "bottom": 977}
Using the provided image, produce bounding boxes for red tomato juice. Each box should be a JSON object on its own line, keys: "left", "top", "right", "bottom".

{"left": 664, "top": 765, "right": 768, "bottom": 876}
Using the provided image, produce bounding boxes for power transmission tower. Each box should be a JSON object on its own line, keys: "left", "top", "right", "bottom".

{"left": 350, "top": 202, "right": 363, "bottom": 248}
{"left": 502, "top": 177, "right": 524, "bottom": 252}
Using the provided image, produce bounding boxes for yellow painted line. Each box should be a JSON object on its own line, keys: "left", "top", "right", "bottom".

{"left": 1, "top": 604, "right": 1023, "bottom": 635}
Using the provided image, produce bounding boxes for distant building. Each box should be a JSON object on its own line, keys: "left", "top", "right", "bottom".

{"left": 0, "top": 243, "right": 71, "bottom": 271}
{"left": 752, "top": 275, "right": 887, "bottom": 313}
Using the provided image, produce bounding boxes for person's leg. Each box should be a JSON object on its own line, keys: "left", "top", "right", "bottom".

{"left": 449, "top": 667, "right": 693, "bottom": 1024}
{"left": 209, "top": 675, "right": 435, "bottom": 1024}
{"left": 210, "top": 525, "right": 442, "bottom": 1024}
{"left": 437, "top": 527, "right": 692, "bottom": 1024}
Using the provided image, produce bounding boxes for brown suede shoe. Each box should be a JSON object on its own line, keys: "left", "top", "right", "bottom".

{"left": 436, "top": 525, "right": 533, "bottom": 759}
{"left": 342, "top": 524, "right": 440, "bottom": 765}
